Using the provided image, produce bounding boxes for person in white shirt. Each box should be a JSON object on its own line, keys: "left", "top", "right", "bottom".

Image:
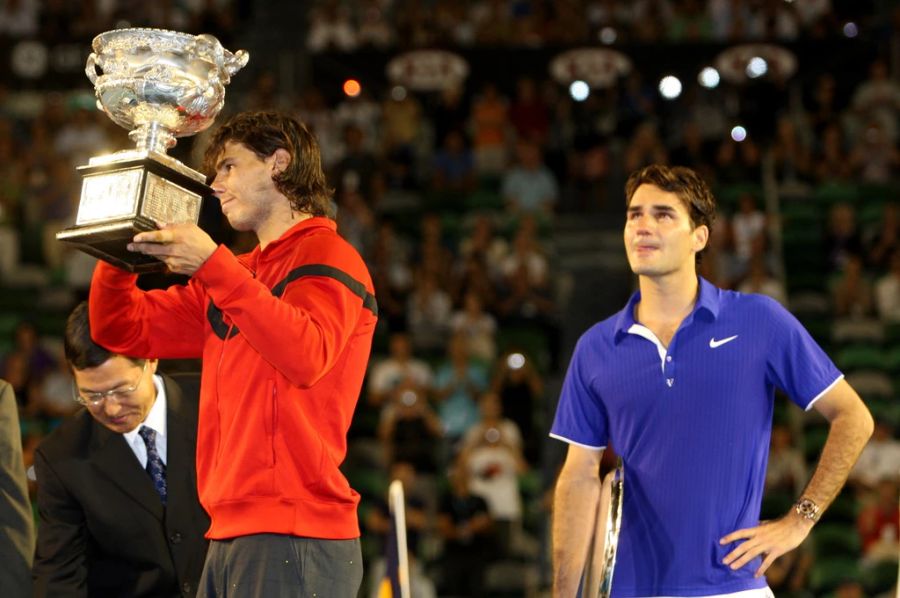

{"left": 874, "top": 249, "right": 900, "bottom": 322}
{"left": 367, "top": 331, "right": 433, "bottom": 407}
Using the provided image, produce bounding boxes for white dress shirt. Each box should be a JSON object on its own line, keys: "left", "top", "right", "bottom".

{"left": 122, "top": 375, "right": 167, "bottom": 467}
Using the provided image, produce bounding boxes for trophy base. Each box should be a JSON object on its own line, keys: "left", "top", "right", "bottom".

{"left": 57, "top": 152, "right": 211, "bottom": 274}
{"left": 57, "top": 217, "right": 168, "bottom": 273}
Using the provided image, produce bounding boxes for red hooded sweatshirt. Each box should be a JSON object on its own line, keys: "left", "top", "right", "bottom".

{"left": 89, "top": 217, "right": 376, "bottom": 539}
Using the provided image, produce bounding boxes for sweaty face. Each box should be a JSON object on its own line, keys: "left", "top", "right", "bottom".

{"left": 624, "top": 184, "right": 708, "bottom": 279}
{"left": 74, "top": 357, "right": 158, "bottom": 434}
{"left": 211, "top": 141, "right": 281, "bottom": 233}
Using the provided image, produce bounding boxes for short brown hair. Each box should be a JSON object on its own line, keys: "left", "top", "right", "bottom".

{"left": 625, "top": 164, "right": 717, "bottom": 262}
{"left": 625, "top": 164, "right": 717, "bottom": 232}
{"left": 204, "top": 111, "right": 335, "bottom": 218}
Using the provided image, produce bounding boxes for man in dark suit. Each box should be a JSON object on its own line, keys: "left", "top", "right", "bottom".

{"left": 0, "top": 378, "right": 35, "bottom": 597}
{"left": 32, "top": 302, "right": 209, "bottom": 597}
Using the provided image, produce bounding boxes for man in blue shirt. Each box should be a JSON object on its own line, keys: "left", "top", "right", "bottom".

{"left": 550, "top": 165, "right": 874, "bottom": 597}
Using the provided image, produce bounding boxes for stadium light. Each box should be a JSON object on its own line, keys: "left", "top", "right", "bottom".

{"left": 659, "top": 76, "right": 682, "bottom": 100}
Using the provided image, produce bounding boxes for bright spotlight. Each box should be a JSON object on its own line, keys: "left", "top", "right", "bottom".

{"left": 698, "top": 67, "right": 720, "bottom": 89}
{"left": 843, "top": 22, "right": 858, "bottom": 38}
{"left": 731, "top": 126, "right": 748, "bottom": 142}
{"left": 746, "top": 57, "right": 768, "bottom": 79}
{"left": 659, "top": 75, "right": 682, "bottom": 100}
{"left": 569, "top": 80, "right": 590, "bottom": 102}
{"left": 342, "top": 79, "right": 362, "bottom": 98}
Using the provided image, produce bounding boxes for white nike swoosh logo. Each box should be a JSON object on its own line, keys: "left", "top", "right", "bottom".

{"left": 709, "top": 335, "right": 739, "bottom": 348}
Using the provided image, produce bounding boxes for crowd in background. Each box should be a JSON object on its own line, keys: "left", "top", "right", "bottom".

{"left": 0, "top": 0, "right": 897, "bottom": 596}
{"left": 304, "top": 0, "right": 891, "bottom": 51}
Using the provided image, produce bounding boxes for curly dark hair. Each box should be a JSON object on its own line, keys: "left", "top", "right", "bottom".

{"left": 625, "top": 164, "right": 717, "bottom": 261}
{"left": 203, "top": 111, "right": 335, "bottom": 218}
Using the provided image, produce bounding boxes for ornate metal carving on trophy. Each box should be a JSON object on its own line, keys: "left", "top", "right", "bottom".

{"left": 56, "top": 28, "right": 248, "bottom": 272}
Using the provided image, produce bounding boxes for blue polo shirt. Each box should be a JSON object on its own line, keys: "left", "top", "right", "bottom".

{"left": 550, "top": 278, "right": 842, "bottom": 597}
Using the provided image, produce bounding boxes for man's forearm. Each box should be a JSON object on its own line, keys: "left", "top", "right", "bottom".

{"left": 801, "top": 406, "right": 873, "bottom": 510}
{"left": 552, "top": 471, "right": 601, "bottom": 597}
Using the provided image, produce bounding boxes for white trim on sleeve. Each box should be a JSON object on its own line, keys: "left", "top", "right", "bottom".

{"left": 804, "top": 374, "right": 845, "bottom": 411}
{"left": 549, "top": 433, "right": 606, "bottom": 451}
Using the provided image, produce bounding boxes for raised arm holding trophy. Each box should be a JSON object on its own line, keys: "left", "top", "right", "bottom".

{"left": 80, "top": 23, "right": 378, "bottom": 595}
{"left": 56, "top": 28, "right": 248, "bottom": 272}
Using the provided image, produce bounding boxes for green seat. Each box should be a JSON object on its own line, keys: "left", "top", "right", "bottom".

{"left": 801, "top": 318, "right": 833, "bottom": 345}
{"left": 809, "top": 556, "right": 860, "bottom": 594}
{"left": 883, "top": 346, "right": 900, "bottom": 374}
{"left": 813, "top": 182, "right": 859, "bottom": 205}
{"left": 858, "top": 201, "right": 886, "bottom": 227}
{"left": 812, "top": 523, "right": 862, "bottom": 558}
{"left": 868, "top": 396, "right": 900, "bottom": 428}
{"left": 862, "top": 559, "right": 899, "bottom": 595}
{"left": 803, "top": 425, "right": 830, "bottom": 461}
{"left": 760, "top": 490, "right": 794, "bottom": 520}
{"left": 885, "top": 322, "right": 900, "bottom": 345}
{"left": 464, "top": 188, "right": 504, "bottom": 211}
{"left": 717, "top": 183, "right": 762, "bottom": 210}
{"left": 343, "top": 467, "right": 388, "bottom": 501}
{"left": 858, "top": 181, "right": 900, "bottom": 202}
{"left": 0, "top": 313, "right": 20, "bottom": 340}
{"left": 834, "top": 344, "right": 886, "bottom": 372}
{"left": 820, "top": 492, "right": 858, "bottom": 525}
{"left": 781, "top": 199, "right": 823, "bottom": 223}
{"left": 781, "top": 227, "right": 824, "bottom": 245}
{"left": 785, "top": 272, "right": 828, "bottom": 294}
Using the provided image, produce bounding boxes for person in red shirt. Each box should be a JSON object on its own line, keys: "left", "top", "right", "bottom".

{"left": 857, "top": 479, "right": 900, "bottom": 556}
{"left": 88, "top": 111, "right": 377, "bottom": 597}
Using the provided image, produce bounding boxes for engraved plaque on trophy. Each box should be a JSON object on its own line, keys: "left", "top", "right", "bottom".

{"left": 56, "top": 28, "right": 248, "bottom": 272}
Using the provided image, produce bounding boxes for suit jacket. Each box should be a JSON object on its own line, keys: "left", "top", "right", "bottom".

{"left": 33, "top": 373, "right": 209, "bottom": 598}
{"left": 0, "top": 380, "right": 35, "bottom": 598}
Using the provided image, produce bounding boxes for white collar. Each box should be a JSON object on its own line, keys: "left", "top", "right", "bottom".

{"left": 123, "top": 374, "right": 168, "bottom": 442}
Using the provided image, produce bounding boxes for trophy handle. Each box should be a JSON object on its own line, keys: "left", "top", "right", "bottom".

{"left": 85, "top": 52, "right": 100, "bottom": 86}
{"left": 224, "top": 50, "right": 249, "bottom": 78}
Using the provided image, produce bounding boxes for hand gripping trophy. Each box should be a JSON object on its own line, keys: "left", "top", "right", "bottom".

{"left": 56, "top": 29, "right": 248, "bottom": 272}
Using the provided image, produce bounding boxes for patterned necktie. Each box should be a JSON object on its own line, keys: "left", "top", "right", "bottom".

{"left": 138, "top": 425, "right": 167, "bottom": 506}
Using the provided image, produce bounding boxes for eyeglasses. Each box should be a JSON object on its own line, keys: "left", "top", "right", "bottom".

{"left": 73, "top": 361, "right": 149, "bottom": 407}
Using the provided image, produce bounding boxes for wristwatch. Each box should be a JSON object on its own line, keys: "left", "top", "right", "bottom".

{"left": 794, "top": 497, "right": 821, "bottom": 523}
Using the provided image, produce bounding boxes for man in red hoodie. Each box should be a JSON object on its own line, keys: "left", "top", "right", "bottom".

{"left": 88, "top": 111, "right": 377, "bottom": 597}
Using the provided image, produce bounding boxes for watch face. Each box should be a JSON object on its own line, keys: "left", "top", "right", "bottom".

{"left": 797, "top": 499, "right": 819, "bottom": 519}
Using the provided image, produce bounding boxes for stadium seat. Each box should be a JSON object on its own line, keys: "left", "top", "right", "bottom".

{"left": 845, "top": 371, "right": 893, "bottom": 398}
{"left": 862, "top": 559, "right": 899, "bottom": 595}
{"left": 831, "top": 318, "right": 885, "bottom": 346}
{"left": 820, "top": 492, "right": 858, "bottom": 525}
{"left": 884, "top": 346, "right": 900, "bottom": 374}
{"left": 834, "top": 345, "right": 886, "bottom": 372}
{"left": 867, "top": 396, "right": 900, "bottom": 428}
{"left": 811, "top": 523, "right": 862, "bottom": 558}
{"left": 809, "top": 556, "right": 860, "bottom": 594}
{"left": 716, "top": 182, "right": 763, "bottom": 211}
{"left": 760, "top": 490, "right": 794, "bottom": 520}
{"left": 813, "top": 182, "right": 859, "bottom": 205}
{"left": 803, "top": 424, "right": 830, "bottom": 462}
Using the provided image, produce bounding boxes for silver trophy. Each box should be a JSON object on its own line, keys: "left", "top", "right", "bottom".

{"left": 56, "top": 28, "right": 248, "bottom": 272}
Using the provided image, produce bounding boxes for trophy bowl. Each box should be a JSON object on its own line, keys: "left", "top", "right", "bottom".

{"left": 57, "top": 28, "right": 248, "bottom": 272}
{"left": 86, "top": 28, "right": 248, "bottom": 152}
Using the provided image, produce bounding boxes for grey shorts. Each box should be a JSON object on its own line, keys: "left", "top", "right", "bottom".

{"left": 198, "top": 534, "right": 363, "bottom": 598}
